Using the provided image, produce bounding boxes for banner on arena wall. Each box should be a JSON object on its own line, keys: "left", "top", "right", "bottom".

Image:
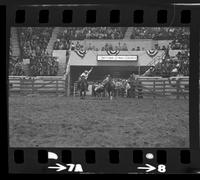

{"left": 106, "top": 50, "right": 120, "bottom": 56}
{"left": 146, "top": 50, "right": 158, "bottom": 58}
{"left": 74, "top": 48, "right": 87, "bottom": 58}
{"left": 22, "top": 59, "right": 30, "bottom": 65}
{"left": 97, "top": 55, "right": 138, "bottom": 61}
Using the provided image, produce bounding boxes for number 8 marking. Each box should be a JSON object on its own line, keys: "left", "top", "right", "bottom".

{"left": 158, "top": 165, "right": 166, "bottom": 173}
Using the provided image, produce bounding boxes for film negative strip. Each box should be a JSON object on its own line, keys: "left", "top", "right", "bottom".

{"left": 2, "top": 0, "right": 200, "bottom": 174}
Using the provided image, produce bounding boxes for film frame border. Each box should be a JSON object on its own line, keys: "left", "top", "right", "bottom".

{"left": 2, "top": 0, "right": 200, "bottom": 174}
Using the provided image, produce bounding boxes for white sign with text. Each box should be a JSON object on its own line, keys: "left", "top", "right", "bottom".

{"left": 97, "top": 55, "right": 138, "bottom": 61}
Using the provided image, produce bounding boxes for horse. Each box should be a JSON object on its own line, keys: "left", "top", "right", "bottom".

{"left": 103, "top": 78, "right": 116, "bottom": 100}
{"left": 77, "top": 77, "right": 88, "bottom": 99}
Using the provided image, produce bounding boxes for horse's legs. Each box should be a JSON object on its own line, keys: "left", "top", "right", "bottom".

{"left": 107, "top": 90, "right": 112, "bottom": 100}
{"left": 127, "top": 89, "right": 130, "bottom": 98}
{"left": 106, "top": 90, "right": 109, "bottom": 98}
{"left": 110, "top": 94, "right": 113, "bottom": 100}
{"left": 133, "top": 87, "right": 135, "bottom": 98}
{"left": 110, "top": 90, "right": 113, "bottom": 100}
{"left": 103, "top": 89, "right": 106, "bottom": 97}
{"left": 114, "top": 89, "right": 116, "bottom": 97}
{"left": 80, "top": 90, "right": 83, "bottom": 99}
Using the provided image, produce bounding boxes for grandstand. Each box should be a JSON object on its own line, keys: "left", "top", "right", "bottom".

{"left": 9, "top": 27, "right": 189, "bottom": 82}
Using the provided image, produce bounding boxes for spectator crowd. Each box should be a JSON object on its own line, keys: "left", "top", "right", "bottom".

{"left": 53, "top": 27, "right": 189, "bottom": 51}
{"left": 19, "top": 27, "right": 53, "bottom": 58}
{"left": 130, "top": 27, "right": 189, "bottom": 50}
{"left": 9, "top": 46, "right": 25, "bottom": 76}
{"left": 53, "top": 27, "right": 125, "bottom": 50}
{"left": 28, "top": 54, "right": 59, "bottom": 76}
{"left": 9, "top": 27, "right": 189, "bottom": 77}
{"left": 9, "top": 53, "right": 59, "bottom": 76}
{"left": 57, "top": 27, "right": 124, "bottom": 40}
{"left": 147, "top": 50, "right": 189, "bottom": 77}
{"left": 9, "top": 27, "right": 59, "bottom": 76}
{"left": 9, "top": 56, "right": 24, "bottom": 76}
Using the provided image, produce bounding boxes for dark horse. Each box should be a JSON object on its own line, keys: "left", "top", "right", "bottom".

{"left": 103, "top": 79, "right": 115, "bottom": 100}
{"left": 77, "top": 77, "right": 88, "bottom": 99}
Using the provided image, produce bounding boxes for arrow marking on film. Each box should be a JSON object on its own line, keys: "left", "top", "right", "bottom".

{"left": 137, "top": 164, "right": 156, "bottom": 172}
{"left": 48, "top": 163, "right": 67, "bottom": 172}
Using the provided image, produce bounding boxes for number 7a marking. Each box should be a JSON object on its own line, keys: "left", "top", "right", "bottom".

{"left": 66, "top": 164, "right": 83, "bottom": 172}
{"left": 66, "top": 164, "right": 75, "bottom": 172}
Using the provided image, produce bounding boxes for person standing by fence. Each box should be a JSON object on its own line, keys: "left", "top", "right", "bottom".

{"left": 128, "top": 73, "right": 136, "bottom": 98}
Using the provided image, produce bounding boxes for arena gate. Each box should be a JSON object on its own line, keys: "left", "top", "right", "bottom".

{"left": 69, "top": 65, "right": 149, "bottom": 95}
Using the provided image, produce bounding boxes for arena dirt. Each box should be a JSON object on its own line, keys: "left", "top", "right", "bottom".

{"left": 9, "top": 95, "right": 189, "bottom": 147}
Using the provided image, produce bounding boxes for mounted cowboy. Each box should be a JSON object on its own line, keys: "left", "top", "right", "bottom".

{"left": 102, "top": 74, "right": 112, "bottom": 85}
{"left": 92, "top": 74, "right": 111, "bottom": 97}
{"left": 79, "top": 67, "right": 93, "bottom": 80}
{"left": 78, "top": 67, "right": 93, "bottom": 90}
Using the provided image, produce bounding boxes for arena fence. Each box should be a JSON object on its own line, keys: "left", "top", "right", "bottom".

{"left": 135, "top": 76, "right": 189, "bottom": 99}
{"left": 9, "top": 76, "right": 66, "bottom": 95}
{"left": 9, "top": 75, "right": 190, "bottom": 99}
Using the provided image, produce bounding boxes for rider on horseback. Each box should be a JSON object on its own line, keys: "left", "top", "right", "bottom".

{"left": 103, "top": 74, "right": 112, "bottom": 85}
{"left": 79, "top": 67, "right": 93, "bottom": 80}
{"left": 78, "top": 67, "right": 93, "bottom": 90}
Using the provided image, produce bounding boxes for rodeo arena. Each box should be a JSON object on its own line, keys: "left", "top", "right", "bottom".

{"left": 9, "top": 27, "right": 190, "bottom": 147}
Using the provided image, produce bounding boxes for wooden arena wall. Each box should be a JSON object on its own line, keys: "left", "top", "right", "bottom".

{"left": 8, "top": 76, "right": 191, "bottom": 100}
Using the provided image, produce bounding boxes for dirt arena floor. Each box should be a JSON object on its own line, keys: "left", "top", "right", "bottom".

{"left": 9, "top": 95, "right": 189, "bottom": 147}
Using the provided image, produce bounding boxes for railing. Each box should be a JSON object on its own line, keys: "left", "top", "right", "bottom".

{"left": 142, "top": 51, "right": 165, "bottom": 76}
{"left": 9, "top": 76, "right": 66, "bottom": 95}
{"left": 73, "top": 77, "right": 189, "bottom": 99}
{"left": 134, "top": 77, "right": 189, "bottom": 99}
{"left": 8, "top": 76, "right": 190, "bottom": 99}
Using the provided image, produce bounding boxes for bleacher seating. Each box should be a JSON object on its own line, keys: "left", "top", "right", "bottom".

{"left": 145, "top": 50, "right": 189, "bottom": 77}
{"left": 130, "top": 27, "right": 189, "bottom": 50}
{"left": 9, "top": 27, "right": 190, "bottom": 77}
{"left": 53, "top": 27, "right": 127, "bottom": 50}
{"left": 14, "top": 27, "right": 59, "bottom": 76}
{"left": 53, "top": 27, "right": 189, "bottom": 51}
